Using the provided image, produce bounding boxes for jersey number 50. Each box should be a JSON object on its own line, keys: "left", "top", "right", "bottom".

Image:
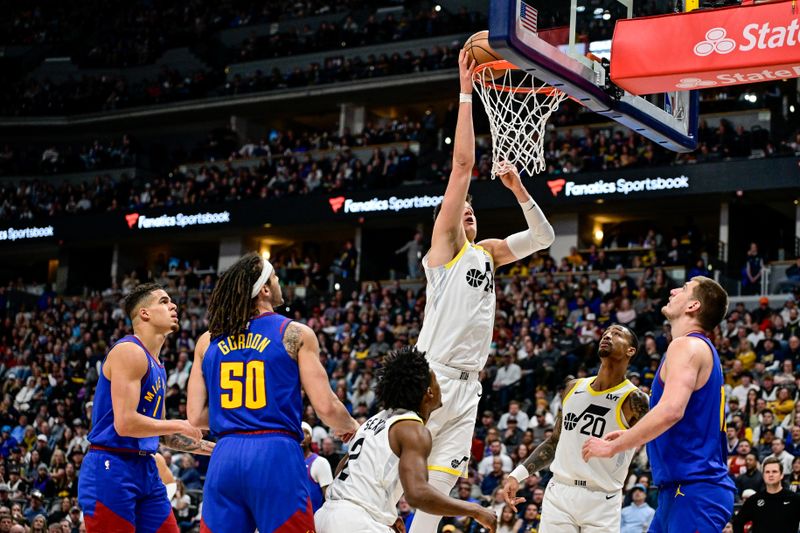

{"left": 220, "top": 361, "right": 267, "bottom": 409}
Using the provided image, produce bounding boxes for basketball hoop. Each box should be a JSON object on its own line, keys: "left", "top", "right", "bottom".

{"left": 472, "top": 60, "right": 568, "bottom": 177}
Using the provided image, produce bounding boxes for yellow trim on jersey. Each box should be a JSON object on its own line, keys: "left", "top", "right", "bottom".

{"left": 388, "top": 414, "right": 424, "bottom": 428}
{"left": 444, "top": 241, "right": 469, "bottom": 270}
{"left": 428, "top": 465, "right": 463, "bottom": 476}
{"left": 585, "top": 377, "right": 633, "bottom": 396}
{"left": 561, "top": 378, "right": 584, "bottom": 405}
{"left": 615, "top": 388, "right": 637, "bottom": 429}
{"left": 472, "top": 243, "right": 493, "bottom": 261}
{"left": 719, "top": 386, "right": 726, "bottom": 432}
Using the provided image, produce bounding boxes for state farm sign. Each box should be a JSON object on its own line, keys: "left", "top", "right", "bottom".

{"left": 611, "top": 1, "right": 800, "bottom": 94}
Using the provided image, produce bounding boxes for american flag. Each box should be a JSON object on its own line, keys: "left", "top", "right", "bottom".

{"left": 520, "top": 0, "right": 538, "bottom": 33}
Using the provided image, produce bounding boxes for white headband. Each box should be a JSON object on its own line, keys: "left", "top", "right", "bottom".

{"left": 250, "top": 257, "right": 274, "bottom": 298}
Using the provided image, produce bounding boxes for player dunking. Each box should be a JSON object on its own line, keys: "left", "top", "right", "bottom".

{"left": 315, "top": 347, "right": 497, "bottom": 533}
{"left": 502, "top": 324, "right": 649, "bottom": 532}
{"left": 78, "top": 283, "right": 214, "bottom": 533}
{"left": 583, "top": 276, "right": 735, "bottom": 531}
{"left": 187, "top": 253, "right": 359, "bottom": 533}
{"left": 408, "top": 50, "right": 555, "bottom": 533}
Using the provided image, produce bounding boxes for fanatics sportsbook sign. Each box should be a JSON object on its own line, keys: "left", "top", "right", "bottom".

{"left": 125, "top": 211, "right": 231, "bottom": 230}
{"left": 545, "top": 175, "right": 690, "bottom": 198}
{"left": 0, "top": 225, "right": 54, "bottom": 242}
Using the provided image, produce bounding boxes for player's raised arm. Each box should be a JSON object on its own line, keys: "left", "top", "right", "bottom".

{"left": 187, "top": 332, "right": 211, "bottom": 430}
{"left": 108, "top": 343, "right": 201, "bottom": 440}
{"left": 428, "top": 49, "right": 476, "bottom": 267}
{"left": 582, "top": 336, "right": 704, "bottom": 460}
{"left": 292, "top": 322, "right": 359, "bottom": 440}
{"left": 391, "top": 420, "right": 496, "bottom": 532}
{"left": 478, "top": 163, "right": 554, "bottom": 268}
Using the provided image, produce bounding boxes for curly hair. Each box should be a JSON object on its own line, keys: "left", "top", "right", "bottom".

{"left": 375, "top": 346, "right": 431, "bottom": 412}
{"left": 207, "top": 253, "right": 264, "bottom": 338}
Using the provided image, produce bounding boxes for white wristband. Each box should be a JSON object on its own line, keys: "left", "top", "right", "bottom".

{"left": 510, "top": 465, "right": 529, "bottom": 484}
{"left": 459, "top": 92, "right": 472, "bottom": 103}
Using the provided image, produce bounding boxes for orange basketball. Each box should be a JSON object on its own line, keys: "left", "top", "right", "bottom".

{"left": 463, "top": 30, "right": 506, "bottom": 79}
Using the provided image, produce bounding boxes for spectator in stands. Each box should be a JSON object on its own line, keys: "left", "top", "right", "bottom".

{"left": 177, "top": 455, "right": 202, "bottom": 490}
{"left": 743, "top": 242, "right": 765, "bottom": 295}
{"left": 735, "top": 453, "right": 765, "bottom": 496}
{"left": 733, "top": 457, "right": 800, "bottom": 532}
{"left": 498, "top": 400, "right": 529, "bottom": 432}
{"left": 394, "top": 232, "right": 424, "bottom": 279}
{"left": 493, "top": 353, "right": 521, "bottom": 410}
{"left": 620, "top": 484, "right": 655, "bottom": 533}
{"left": 766, "top": 437, "right": 795, "bottom": 474}
{"left": 23, "top": 490, "right": 46, "bottom": 523}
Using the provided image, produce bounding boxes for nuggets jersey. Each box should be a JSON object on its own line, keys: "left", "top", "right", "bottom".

{"left": 551, "top": 377, "right": 638, "bottom": 492}
{"left": 416, "top": 242, "right": 495, "bottom": 372}
{"left": 326, "top": 409, "right": 423, "bottom": 526}
{"left": 202, "top": 312, "right": 302, "bottom": 440}
{"left": 88, "top": 335, "right": 166, "bottom": 453}
{"left": 648, "top": 332, "right": 735, "bottom": 489}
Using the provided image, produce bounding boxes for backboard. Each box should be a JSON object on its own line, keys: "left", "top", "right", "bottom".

{"left": 488, "top": 0, "right": 700, "bottom": 152}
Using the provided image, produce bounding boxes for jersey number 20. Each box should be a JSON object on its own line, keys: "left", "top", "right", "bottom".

{"left": 220, "top": 361, "right": 267, "bottom": 409}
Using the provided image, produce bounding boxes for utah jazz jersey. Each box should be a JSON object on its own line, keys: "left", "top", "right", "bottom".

{"left": 550, "top": 377, "right": 638, "bottom": 492}
{"left": 648, "top": 332, "right": 735, "bottom": 488}
{"left": 88, "top": 335, "right": 167, "bottom": 453}
{"left": 325, "top": 409, "right": 423, "bottom": 526}
{"left": 202, "top": 312, "right": 302, "bottom": 439}
{"left": 417, "top": 241, "right": 495, "bottom": 372}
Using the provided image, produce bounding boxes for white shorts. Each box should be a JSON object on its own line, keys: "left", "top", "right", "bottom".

{"left": 315, "top": 500, "right": 393, "bottom": 533}
{"left": 538, "top": 479, "right": 621, "bottom": 533}
{"left": 425, "top": 369, "right": 482, "bottom": 478}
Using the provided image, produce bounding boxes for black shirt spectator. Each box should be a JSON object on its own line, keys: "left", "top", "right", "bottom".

{"left": 733, "top": 458, "right": 800, "bottom": 533}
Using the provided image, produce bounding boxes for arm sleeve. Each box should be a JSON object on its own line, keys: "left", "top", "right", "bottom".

{"left": 505, "top": 199, "right": 555, "bottom": 259}
{"left": 311, "top": 457, "right": 334, "bottom": 488}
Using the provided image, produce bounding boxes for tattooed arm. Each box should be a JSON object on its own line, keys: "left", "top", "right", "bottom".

{"left": 160, "top": 433, "right": 216, "bottom": 456}
{"left": 501, "top": 379, "right": 576, "bottom": 511}
{"left": 522, "top": 411, "right": 563, "bottom": 475}
{"left": 290, "top": 322, "right": 359, "bottom": 441}
{"left": 622, "top": 389, "right": 650, "bottom": 428}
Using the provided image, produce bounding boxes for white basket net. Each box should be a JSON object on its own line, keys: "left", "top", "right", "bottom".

{"left": 472, "top": 64, "right": 567, "bottom": 177}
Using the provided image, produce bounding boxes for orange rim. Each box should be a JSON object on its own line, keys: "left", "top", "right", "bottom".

{"left": 473, "top": 60, "right": 575, "bottom": 100}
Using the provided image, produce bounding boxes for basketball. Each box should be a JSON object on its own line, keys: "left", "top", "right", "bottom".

{"left": 463, "top": 30, "right": 506, "bottom": 78}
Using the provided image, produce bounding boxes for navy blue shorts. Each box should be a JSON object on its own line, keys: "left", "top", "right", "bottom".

{"left": 200, "top": 434, "right": 315, "bottom": 533}
{"left": 78, "top": 448, "right": 178, "bottom": 533}
{"left": 649, "top": 481, "right": 734, "bottom": 533}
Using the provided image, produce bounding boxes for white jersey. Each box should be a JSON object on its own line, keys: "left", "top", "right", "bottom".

{"left": 416, "top": 242, "right": 495, "bottom": 372}
{"left": 326, "top": 409, "right": 423, "bottom": 526}
{"left": 550, "top": 377, "right": 640, "bottom": 492}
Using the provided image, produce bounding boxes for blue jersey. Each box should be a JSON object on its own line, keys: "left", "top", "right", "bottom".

{"left": 202, "top": 312, "right": 302, "bottom": 439}
{"left": 304, "top": 452, "right": 325, "bottom": 513}
{"left": 88, "top": 335, "right": 167, "bottom": 453}
{"left": 648, "top": 332, "right": 735, "bottom": 489}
